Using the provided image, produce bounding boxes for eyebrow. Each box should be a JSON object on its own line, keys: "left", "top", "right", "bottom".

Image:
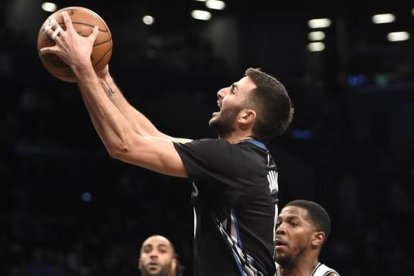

{"left": 142, "top": 243, "right": 170, "bottom": 251}
{"left": 142, "top": 244, "right": 153, "bottom": 251}
{"left": 277, "top": 214, "right": 300, "bottom": 221}
{"left": 232, "top": 83, "right": 240, "bottom": 91}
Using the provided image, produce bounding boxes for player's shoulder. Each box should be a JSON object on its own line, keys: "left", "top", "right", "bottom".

{"left": 312, "top": 263, "right": 340, "bottom": 276}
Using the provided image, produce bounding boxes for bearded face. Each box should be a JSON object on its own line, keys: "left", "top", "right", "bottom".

{"left": 209, "top": 104, "right": 243, "bottom": 138}
{"left": 209, "top": 76, "right": 256, "bottom": 138}
{"left": 139, "top": 236, "right": 176, "bottom": 276}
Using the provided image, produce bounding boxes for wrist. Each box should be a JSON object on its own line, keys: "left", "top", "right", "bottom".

{"left": 71, "top": 61, "right": 95, "bottom": 79}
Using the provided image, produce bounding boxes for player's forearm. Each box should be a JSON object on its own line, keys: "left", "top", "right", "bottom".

{"left": 72, "top": 64, "right": 188, "bottom": 177}
{"left": 73, "top": 63, "right": 139, "bottom": 156}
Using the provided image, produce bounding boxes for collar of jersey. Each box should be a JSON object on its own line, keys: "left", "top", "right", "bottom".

{"left": 242, "top": 138, "right": 267, "bottom": 150}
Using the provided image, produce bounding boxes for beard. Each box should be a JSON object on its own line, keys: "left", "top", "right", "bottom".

{"left": 275, "top": 245, "right": 307, "bottom": 268}
{"left": 275, "top": 253, "right": 293, "bottom": 267}
{"left": 141, "top": 263, "right": 172, "bottom": 276}
{"left": 209, "top": 106, "right": 242, "bottom": 137}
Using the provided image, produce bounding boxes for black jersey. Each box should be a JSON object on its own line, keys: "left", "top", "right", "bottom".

{"left": 174, "top": 138, "right": 279, "bottom": 276}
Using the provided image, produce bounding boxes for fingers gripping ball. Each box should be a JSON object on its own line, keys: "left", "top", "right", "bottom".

{"left": 37, "top": 6, "right": 112, "bottom": 82}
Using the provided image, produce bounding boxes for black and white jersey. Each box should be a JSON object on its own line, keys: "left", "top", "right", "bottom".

{"left": 275, "top": 262, "right": 340, "bottom": 276}
{"left": 174, "top": 138, "right": 278, "bottom": 276}
{"left": 311, "top": 263, "right": 339, "bottom": 276}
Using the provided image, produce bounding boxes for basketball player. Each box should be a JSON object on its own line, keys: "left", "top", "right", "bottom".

{"left": 40, "top": 12, "right": 294, "bottom": 275}
{"left": 274, "top": 200, "right": 340, "bottom": 276}
{"left": 138, "top": 235, "right": 183, "bottom": 276}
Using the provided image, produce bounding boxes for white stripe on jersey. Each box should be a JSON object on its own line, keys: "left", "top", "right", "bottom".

{"left": 275, "top": 262, "right": 339, "bottom": 276}
{"left": 311, "top": 263, "right": 339, "bottom": 276}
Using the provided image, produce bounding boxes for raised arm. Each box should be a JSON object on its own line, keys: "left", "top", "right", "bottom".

{"left": 39, "top": 11, "right": 188, "bottom": 177}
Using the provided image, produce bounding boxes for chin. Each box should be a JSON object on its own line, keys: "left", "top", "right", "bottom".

{"left": 208, "top": 117, "right": 217, "bottom": 128}
{"left": 275, "top": 255, "right": 291, "bottom": 266}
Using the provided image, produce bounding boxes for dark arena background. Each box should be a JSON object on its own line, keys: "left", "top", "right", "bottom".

{"left": 1, "top": 0, "right": 413, "bottom": 275}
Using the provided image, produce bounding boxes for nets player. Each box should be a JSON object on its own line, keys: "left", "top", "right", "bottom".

{"left": 275, "top": 200, "right": 340, "bottom": 276}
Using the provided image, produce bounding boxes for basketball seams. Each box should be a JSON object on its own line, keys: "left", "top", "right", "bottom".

{"left": 93, "top": 50, "right": 112, "bottom": 67}
{"left": 38, "top": 6, "right": 112, "bottom": 83}
{"left": 72, "top": 22, "right": 111, "bottom": 34}
{"left": 94, "top": 39, "right": 112, "bottom": 46}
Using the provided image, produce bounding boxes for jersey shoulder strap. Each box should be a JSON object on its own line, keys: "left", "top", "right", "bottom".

{"left": 311, "top": 263, "right": 339, "bottom": 276}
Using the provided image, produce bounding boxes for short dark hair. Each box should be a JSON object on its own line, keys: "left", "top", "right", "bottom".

{"left": 244, "top": 68, "right": 294, "bottom": 143}
{"left": 285, "top": 199, "right": 331, "bottom": 239}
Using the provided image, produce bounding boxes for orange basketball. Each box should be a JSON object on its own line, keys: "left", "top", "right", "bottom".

{"left": 37, "top": 6, "right": 112, "bottom": 82}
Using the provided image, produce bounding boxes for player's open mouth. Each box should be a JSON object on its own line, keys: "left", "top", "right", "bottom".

{"left": 275, "top": 239, "right": 287, "bottom": 246}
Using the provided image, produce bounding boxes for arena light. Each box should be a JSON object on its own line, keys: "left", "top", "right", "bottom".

{"left": 142, "top": 15, "right": 154, "bottom": 26}
{"left": 307, "top": 42, "right": 325, "bottom": 52}
{"left": 41, "top": 2, "right": 57, "bottom": 12}
{"left": 308, "top": 18, "right": 331, "bottom": 29}
{"left": 191, "top": 10, "right": 212, "bottom": 20}
{"left": 206, "top": 0, "right": 226, "bottom": 10}
{"left": 308, "top": 31, "right": 326, "bottom": 41}
{"left": 387, "top": 31, "right": 410, "bottom": 42}
{"left": 81, "top": 192, "right": 92, "bottom": 202}
{"left": 372, "top": 13, "right": 395, "bottom": 24}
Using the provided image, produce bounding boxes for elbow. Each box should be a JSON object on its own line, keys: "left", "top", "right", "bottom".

{"left": 106, "top": 141, "right": 130, "bottom": 160}
{"left": 107, "top": 148, "right": 122, "bottom": 160}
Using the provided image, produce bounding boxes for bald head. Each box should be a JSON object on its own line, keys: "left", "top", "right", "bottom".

{"left": 138, "top": 235, "right": 178, "bottom": 276}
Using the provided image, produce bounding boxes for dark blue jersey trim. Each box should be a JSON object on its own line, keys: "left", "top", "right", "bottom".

{"left": 244, "top": 139, "right": 267, "bottom": 150}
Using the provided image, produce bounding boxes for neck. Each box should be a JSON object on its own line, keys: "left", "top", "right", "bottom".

{"left": 220, "top": 132, "right": 254, "bottom": 144}
{"left": 278, "top": 259, "right": 319, "bottom": 276}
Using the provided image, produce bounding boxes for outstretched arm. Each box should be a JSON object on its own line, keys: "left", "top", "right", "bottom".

{"left": 39, "top": 11, "right": 188, "bottom": 177}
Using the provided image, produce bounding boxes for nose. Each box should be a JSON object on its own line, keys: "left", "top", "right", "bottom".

{"left": 275, "top": 223, "right": 286, "bottom": 234}
{"left": 217, "top": 88, "right": 226, "bottom": 100}
{"left": 149, "top": 251, "right": 159, "bottom": 258}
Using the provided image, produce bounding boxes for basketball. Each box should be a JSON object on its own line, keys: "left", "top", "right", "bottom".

{"left": 37, "top": 6, "right": 112, "bottom": 82}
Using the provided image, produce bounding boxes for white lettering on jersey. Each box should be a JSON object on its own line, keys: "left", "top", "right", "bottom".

{"left": 192, "top": 182, "right": 199, "bottom": 197}
{"left": 267, "top": 170, "right": 279, "bottom": 245}
{"left": 267, "top": 170, "right": 278, "bottom": 193}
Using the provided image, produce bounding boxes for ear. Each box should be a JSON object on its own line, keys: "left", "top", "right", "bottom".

{"left": 167, "top": 258, "right": 177, "bottom": 276}
{"left": 239, "top": 109, "right": 256, "bottom": 124}
{"left": 311, "top": 231, "right": 325, "bottom": 249}
{"left": 171, "top": 258, "right": 177, "bottom": 270}
{"left": 138, "top": 257, "right": 143, "bottom": 271}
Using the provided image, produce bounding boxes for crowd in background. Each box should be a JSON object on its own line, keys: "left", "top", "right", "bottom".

{"left": 1, "top": 9, "right": 414, "bottom": 275}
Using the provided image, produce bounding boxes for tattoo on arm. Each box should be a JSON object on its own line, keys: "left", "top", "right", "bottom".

{"left": 103, "top": 80, "right": 116, "bottom": 97}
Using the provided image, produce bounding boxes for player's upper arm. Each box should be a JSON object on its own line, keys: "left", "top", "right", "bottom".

{"left": 109, "top": 134, "right": 189, "bottom": 178}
